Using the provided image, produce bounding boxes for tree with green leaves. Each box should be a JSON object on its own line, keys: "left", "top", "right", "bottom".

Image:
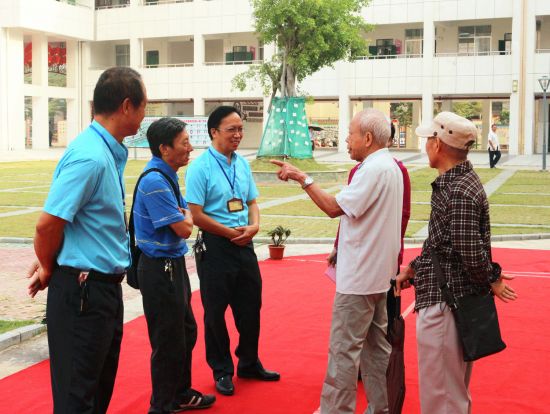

{"left": 392, "top": 102, "right": 412, "bottom": 129}
{"left": 452, "top": 101, "right": 482, "bottom": 120}
{"left": 232, "top": 0, "right": 371, "bottom": 107}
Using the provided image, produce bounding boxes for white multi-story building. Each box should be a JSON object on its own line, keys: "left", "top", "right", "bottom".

{"left": 1, "top": 0, "right": 550, "bottom": 154}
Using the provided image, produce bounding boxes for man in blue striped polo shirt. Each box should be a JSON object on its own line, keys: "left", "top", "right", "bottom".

{"left": 134, "top": 117, "right": 215, "bottom": 413}
{"left": 185, "top": 106, "right": 280, "bottom": 397}
{"left": 27, "top": 67, "right": 147, "bottom": 414}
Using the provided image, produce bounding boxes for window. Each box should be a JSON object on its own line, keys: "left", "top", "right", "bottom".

{"left": 458, "top": 25, "right": 492, "bottom": 55}
{"left": 405, "top": 28, "right": 423, "bottom": 56}
{"left": 115, "top": 45, "right": 130, "bottom": 67}
{"left": 146, "top": 50, "right": 159, "bottom": 67}
{"left": 375, "top": 39, "right": 395, "bottom": 56}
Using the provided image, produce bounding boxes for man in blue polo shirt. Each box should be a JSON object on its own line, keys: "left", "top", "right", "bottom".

{"left": 134, "top": 117, "right": 215, "bottom": 413}
{"left": 185, "top": 106, "right": 280, "bottom": 397}
{"left": 27, "top": 67, "right": 147, "bottom": 414}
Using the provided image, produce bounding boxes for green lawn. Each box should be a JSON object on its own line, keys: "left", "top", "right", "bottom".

{"left": 0, "top": 319, "right": 37, "bottom": 334}
{"left": 495, "top": 170, "right": 550, "bottom": 194}
{"left": 0, "top": 160, "right": 548, "bottom": 239}
{"left": 260, "top": 216, "right": 339, "bottom": 238}
{"left": 250, "top": 158, "right": 343, "bottom": 172}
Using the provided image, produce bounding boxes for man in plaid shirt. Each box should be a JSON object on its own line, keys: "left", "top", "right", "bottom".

{"left": 396, "top": 112, "right": 517, "bottom": 414}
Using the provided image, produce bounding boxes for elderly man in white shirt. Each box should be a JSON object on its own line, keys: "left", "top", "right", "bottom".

{"left": 488, "top": 123, "right": 501, "bottom": 168}
{"left": 272, "top": 108, "right": 403, "bottom": 414}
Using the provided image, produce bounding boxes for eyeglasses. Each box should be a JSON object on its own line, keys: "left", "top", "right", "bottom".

{"left": 216, "top": 127, "right": 244, "bottom": 134}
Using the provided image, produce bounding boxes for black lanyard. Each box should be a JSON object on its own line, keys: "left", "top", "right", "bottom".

{"left": 90, "top": 124, "right": 126, "bottom": 207}
{"left": 208, "top": 148, "right": 236, "bottom": 196}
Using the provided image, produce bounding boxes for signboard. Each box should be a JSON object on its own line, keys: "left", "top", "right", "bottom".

{"left": 124, "top": 116, "right": 210, "bottom": 148}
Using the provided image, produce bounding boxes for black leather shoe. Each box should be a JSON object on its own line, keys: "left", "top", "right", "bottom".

{"left": 215, "top": 375, "right": 234, "bottom": 396}
{"left": 237, "top": 367, "right": 280, "bottom": 381}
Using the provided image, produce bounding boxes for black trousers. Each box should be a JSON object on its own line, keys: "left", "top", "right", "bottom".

{"left": 489, "top": 149, "right": 501, "bottom": 168}
{"left": 47, "top": 267, "right": 123, "bottom": 414}
{"left": 197, "top": 231, "right": 262, "bottom": 380}
{"left": 138, "top": 254, "right": 197, "bottom": 414}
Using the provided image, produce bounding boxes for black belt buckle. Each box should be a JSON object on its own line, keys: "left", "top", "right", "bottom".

{"left": 88, "top": 270, "right": 125, "bottom": 284}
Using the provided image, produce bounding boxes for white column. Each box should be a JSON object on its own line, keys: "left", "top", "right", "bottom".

{"left": 193, "top": 33, "right": 205, "bottom": 116}
{"left": 509, "top": 0, "right": 524, "bottom": 155}
{"left": 65, "top": 40, "right": 80, "bottom": 143}
{"left": 80, "top": 42, "right": 92, "bottom": 129}
{"left": 32, "top": 34, "right": 48, "bottom": 87}
{"left": 130, "top": 37, "right": 141, "bottom": 69}
{"left": 420, "top": 3, "right": 435, "bottom": 153}
{"left": 32, "top": 95, "right": 49, "bottom": 149}
{"left": 0, "top": 28, "right": 9, "bottom": 151}
{"left": 481, "top": 100, "right": 491, "bottom": 149}
{"left": 522, "top": 0, "right": 536, "bottom": 155}
{"left": 31, "top": 33, "right": 49, "bottom": 149}
{"left": 5, "top": 29, "right": 25, "bottom": 151}
{"left": 194, "top": 33, "right": 204, "bottom": 66}
{"left": 193, "top": 97, "right": 205, "bottom": 117}
{"left": 337, "top": 61, "right": 350, "bottom": 152}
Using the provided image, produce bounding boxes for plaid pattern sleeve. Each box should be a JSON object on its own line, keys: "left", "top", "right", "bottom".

{"left": 410, "top": 161, "right": 493, "bottom": 310}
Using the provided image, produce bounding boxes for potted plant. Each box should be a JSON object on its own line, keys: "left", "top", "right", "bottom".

{"left": 267, "top": 225, "right": 291, "bottom": 260}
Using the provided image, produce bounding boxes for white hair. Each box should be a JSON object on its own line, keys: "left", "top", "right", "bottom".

{"left": 356, "top": 108, "right": 390, "bottom": 146}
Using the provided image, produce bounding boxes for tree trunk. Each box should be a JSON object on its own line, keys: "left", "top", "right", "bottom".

{"left": 285, "top": 64, "right": 296, "bottom": 97}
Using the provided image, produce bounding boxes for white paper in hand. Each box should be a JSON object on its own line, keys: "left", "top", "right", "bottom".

{"left": 324, "top": 265, "right": 336, "bottom": 283}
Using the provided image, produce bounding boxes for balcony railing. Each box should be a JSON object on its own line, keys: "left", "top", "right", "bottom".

{"left": 95, "top": 0, "right": 130, "bottom": 9}
{"left": 56, "top": 0, "right": 93, "bottom": 8}
{"left": 142, "top": 62, "right": 193, "bottom": 68}
{"left": 536, "top": 49, "right": 550, "bottom": 53}
{"left": 205, "top": 60, "right": 264, "bottom": 66}
{"left": 435, "top": 50, "right": 511, "bottom": 57}
{"left": 355, "top": 53, "right": 423, "bottom": 60}
{"left": 140, "top": 0, "right": 192, "bottom": 4}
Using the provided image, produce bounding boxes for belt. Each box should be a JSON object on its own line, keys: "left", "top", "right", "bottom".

{"left": 59, "top": 266, "right": 126, "bottom": 284}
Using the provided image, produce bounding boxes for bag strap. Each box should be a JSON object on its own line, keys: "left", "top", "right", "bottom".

{"left": 129, "top": 168, "right": 183, "bottom": 254}
{"left": 430, "top": 250, "right": 458, "bottom": 310}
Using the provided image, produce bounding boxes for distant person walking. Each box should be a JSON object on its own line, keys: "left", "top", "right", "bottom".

{"left": 27, "top": 67, "right": 147, "bottom": 414}
{"left": 488, "top": 124, "right": 501, "bottom": 168}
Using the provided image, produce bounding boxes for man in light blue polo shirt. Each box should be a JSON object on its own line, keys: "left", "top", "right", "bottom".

{"left": 185, "top": 105, "right": 280, "bottom": 397}
{"left": 133, "top": 117, "right": 215, "bottom": 413}
{"left": 27, "top": 67, "right": 147, "bottom": 414}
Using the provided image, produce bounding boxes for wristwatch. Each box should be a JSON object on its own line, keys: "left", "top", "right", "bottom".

{"left": 301, "top": 175, "right": 314, "bottom": 189}
{"left": 488, "top": 262, "right": 502, "bottom": 284}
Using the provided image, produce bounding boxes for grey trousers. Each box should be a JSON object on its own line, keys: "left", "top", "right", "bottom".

{"left": 320, "top": 292, "right": 391, "bottom": 414}
{"left": 417, "top": 303, "right": 473, "bottom": 414}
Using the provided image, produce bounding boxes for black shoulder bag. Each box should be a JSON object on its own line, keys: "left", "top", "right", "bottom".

{"left": 127, "top": 168, "right": 182, "bottom": 289}
{"left": 430, "top": 250, "right": 506, "bottom": 362}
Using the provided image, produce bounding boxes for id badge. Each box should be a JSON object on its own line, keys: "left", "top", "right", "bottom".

{"left": 227, "top": 198, "right": 244, "bottom": 212}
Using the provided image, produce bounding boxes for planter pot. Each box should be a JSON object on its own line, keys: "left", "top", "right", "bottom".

{"left": 268, "top": 245, "right": 285, "bottom": 260}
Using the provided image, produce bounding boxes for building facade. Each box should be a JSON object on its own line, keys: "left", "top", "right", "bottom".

{"left": 1, "top": 0, "right": 550, "bottom": 154}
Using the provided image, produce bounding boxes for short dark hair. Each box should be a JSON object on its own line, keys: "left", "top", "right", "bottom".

{"left": 93, "top": 67, "right": 144, "bottom": 115}
{"left": 146, "top": 117, "right": 187, "bottom": 158}
{"left": 207, "top": 106, "right": 242, "bottom": 139}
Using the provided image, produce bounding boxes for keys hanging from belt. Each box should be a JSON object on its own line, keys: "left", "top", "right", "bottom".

{"left": 192, "top": 230, "right": 206, "bottom": 257}
{"left": 78, "top": 271, "right": 89, "bottom": 314}
{"left": 164, "top": 259, "right": 173, "bottom": 282}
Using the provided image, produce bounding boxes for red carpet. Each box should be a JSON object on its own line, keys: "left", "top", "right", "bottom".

{"left": 0, "top": 248, "right": 549, "bottom": 413}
